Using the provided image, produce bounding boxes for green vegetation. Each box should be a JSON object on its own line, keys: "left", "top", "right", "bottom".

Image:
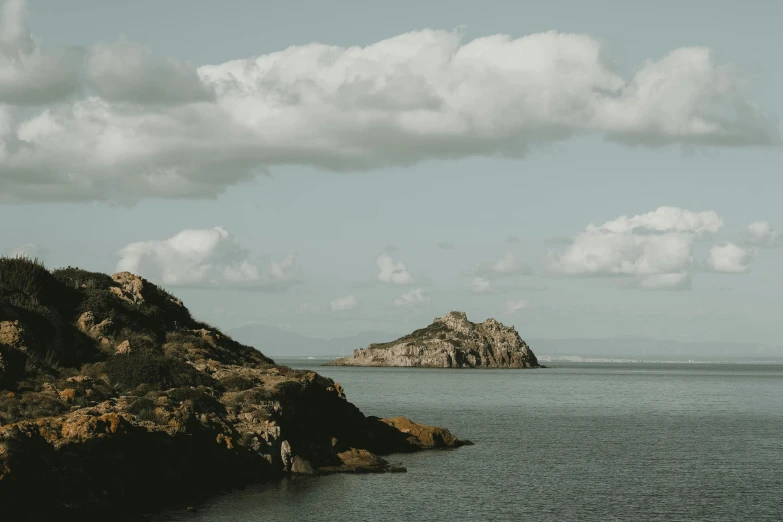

{"left": 104, "top": 349, "right": 214, "bottom": 391}
{"left": 0, "top": 256, "right": 271, "bottom": 424}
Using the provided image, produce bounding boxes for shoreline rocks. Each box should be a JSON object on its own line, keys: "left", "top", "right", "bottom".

{"left": 0, "top": 259, "right": 470, "bottom": 519}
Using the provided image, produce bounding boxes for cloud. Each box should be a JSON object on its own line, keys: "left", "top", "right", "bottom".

{"left": 745, "top": 221, "right": 783, "bottom": 248}
{"left": 505, "top": 299, "right": 530, "bottom": 313}
{"left": 376, "top": 254, "right": 415, "bottom": 285}
{"left": 506, "top": 235, "right": 521, "bottom": 244}
{"left": 0, "top": 5, "right": 778, "bottom": 203}
{"left": 474, "top": 252, "right": 533, "bottom": 277}
{"left": 437, "top": 241, "right": 456, "bottom": 250}
{"left": 86, "top": 39, "right": 215, "bottom": 105}
{"left": 0, "top": 0, "right": 82, "bottom": 105}
{"left": 471, "top": 276, "right": 494, "bottom": 293}
{"left": 704, "top": 242, "right": 754, "bottom": 273}
{"left": 545, "top": 206, "right": 739, "bottom": 290}
{"left": 116, "top": 226, "right": 301, "bottom": 289}
{"left": 298, "top": 302, "right": 321, "bottom": 313}
{"left": 393, "top": 288, "right": 430, "bottom": 308}
{"left": 330, "top": 295, "right": 358, "bottom": 312}
{"left": 8, "top": 242, "right": 48, "bottom": 261}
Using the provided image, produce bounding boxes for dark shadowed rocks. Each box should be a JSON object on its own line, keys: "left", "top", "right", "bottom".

{"left": 0, "top": 258, "right": 469, "bottom": 519}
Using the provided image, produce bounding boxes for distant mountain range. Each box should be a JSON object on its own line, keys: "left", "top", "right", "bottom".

{"left": 527, "top": 337, "right": 783, "bottom": 360}
{"left": 229, "top": 324, "right": 783, "bottom": 360}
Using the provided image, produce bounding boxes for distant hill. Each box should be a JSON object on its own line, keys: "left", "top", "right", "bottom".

{"left": 228, "top": 325, "right": 783, "bottom": 361}
{"left": 228, "top": 324, "right": 402, "bottom": 357}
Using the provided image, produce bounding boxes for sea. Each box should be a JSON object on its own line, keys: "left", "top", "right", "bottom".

{"left": 152, "top": 360, "right": 783, "bottom": 521}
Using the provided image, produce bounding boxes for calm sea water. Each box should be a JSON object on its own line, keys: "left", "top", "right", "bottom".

{"left": 153, "top": 362, "right": 783, "bottom": 521}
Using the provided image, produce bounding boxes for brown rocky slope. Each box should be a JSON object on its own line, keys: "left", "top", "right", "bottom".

{"left": 0, "top": 257, "right": 470, "bottom": 519}
{"left": 328, "top": 311, "right": 541, "bottom": 368}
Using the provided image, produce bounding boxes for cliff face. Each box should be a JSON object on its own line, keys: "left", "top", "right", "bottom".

{"left": 329, "top": 311, "right": 540, "bottom": 368}
{"left": 0, "top": 258, "right": 469, "bottom": 518}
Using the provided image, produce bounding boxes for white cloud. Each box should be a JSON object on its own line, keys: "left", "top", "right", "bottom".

{"left": 471, "top": 277, "right": 493, "bottom": 293}
{"left": 393, "top": 288, "right": 430, "bottom": 308}
{"left": 376, "top": 254, "right": 415, "bottom": 285}
{"left": 8, "top": 242, "right": 48, "bottom": 261}
{"left": 505, "top": 299, "right": 530, "bottom": 313}
{"left": 298, "top": 302, "right": 320, "bottom": 313}
{"left": 0, "top": 3, "right": 777, "bottom": 203}
{"left": 745, "top": 221, "right": 782, "bottom": 248}
{"left": 704, "top": 242, "right": 754, "bottom": 273}
{"left": 330, "top": 295, "right": 358, "bottom": 312}
{"left": 475, "top": 252, "right": 533, "bottom": 277}
{"left": 115, "top": 226, "right": 301, "bottom": 289}
{"left": 546, "top": 206, "right": 739, "bottom": 290}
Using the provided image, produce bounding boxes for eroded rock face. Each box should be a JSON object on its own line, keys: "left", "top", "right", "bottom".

{"left": 0, "top": 263, "right": 470, "bottom": 518}
{"left": 328, "top": 311, "right": 540, "bottom": 368}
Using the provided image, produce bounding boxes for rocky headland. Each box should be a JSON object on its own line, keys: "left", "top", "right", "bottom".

{"left": 328, "top": 311, "right": 541, "bottom": 368}
{"left": 0, "top": 258, "right": 470, "bottom": 519}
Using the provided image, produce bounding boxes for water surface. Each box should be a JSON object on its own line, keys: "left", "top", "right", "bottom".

{"left": 154, "top": 362, "right": 783, "bottom": 521}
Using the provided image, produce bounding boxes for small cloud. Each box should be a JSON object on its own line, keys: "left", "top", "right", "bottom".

{"left": 393, "top": 288, "right": 430, "bottom": 308}
{"left": 116, "top": 226, "right": 301, "bottom": 289}
{"left": 331, "top": 295, "right": 358, "bottom": 312}
{"left": 298, "top": 302, "right": 321, "bottom": 314}
{"left": 474, "top": 252, "right": 533, "bottom": 277}
{"left": 8, "top": 243, "right": 49, "bottom": 262}
{"left": 437, "top": 241, "right": 456, "bottom": 250}
{"left": 636, "top": 272, "right": 692, "bottom": 291}
{"left": 472, "top": 277, "right": 493, "bottom": 293}
{"left": 546, "top": 206, "right": 726, "bottom": 290}
{"left": 505, "top": 299, "right": 530, "bottom": 313}
{"left": 376, "top": 254, "right": 415, "bottom": 285}
{"left": 383, "top": 244, "right": 400, "bottom": 253}
{"left": 506, "top": 235, "right": 521, "bottom": 244}
{"left": 745, "top": 221, "right": 782, "bottom": 248}
{"left": 704, "top": 242, "right": 754, "bottom": 274}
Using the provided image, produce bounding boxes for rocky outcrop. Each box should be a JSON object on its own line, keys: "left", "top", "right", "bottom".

{"left": 328, "top": 311, "right": 540, "bottom": 368}
{"left": 0, "top": 259, "right": 470, "bottom": 519}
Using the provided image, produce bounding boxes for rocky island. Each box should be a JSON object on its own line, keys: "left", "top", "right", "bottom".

{"left": 0, "top": 257, "right": 469, "bottom": 519}
{"left": 328, "top": 311, "right": 541, "bottom": 368}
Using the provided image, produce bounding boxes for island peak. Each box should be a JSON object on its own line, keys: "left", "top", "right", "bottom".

{"left": 329, "top": 311, "right": 540, "bottom": 368}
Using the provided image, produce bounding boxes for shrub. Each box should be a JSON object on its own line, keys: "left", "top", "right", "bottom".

{"left": 126, "top": 396, "right": 159, "bottom": 422}
{"left": 168, "top": 386, "right": 224, "bottom": 414}
{"left": 219, "top": 374, "right": 255, "bottom": 391}
{"left": 18, "top": 392, "right": 67, "bottom": 420}
{"left": 104, "top": 349, "right": 213, "bottom": 391}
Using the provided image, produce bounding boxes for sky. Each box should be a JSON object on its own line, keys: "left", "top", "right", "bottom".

{"left": 1, "top": 0, "right": 782, "bottom": 347}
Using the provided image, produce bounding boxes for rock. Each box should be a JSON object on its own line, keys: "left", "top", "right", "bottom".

{"left": 328, "top": 311, "right": 541, "bottom": 368}
{"left": 380, "top": 416, "right": 472, "bottom": 449}
{"left": 115, "top": 340, "right": 132, "bottom": 354}
{"left": 0, "top": 262, "right": 470, "bottom": 519}
{"left": 281, "top": 440, "right": 293, "bottom": 472}
{"left": 291, "top": 455, "right": 316, "bottom": 475}
{"left": 76, "top": 311, "right": 114, "bottom": 342}
{"left": 58, "top": 388, "right": 77, "bottom": 403}
{"left": 111, "top": 272, "right": 146, "bottom": 304}
{"left": 318, "top": 448, "right": 405, "bottom": 474}
{"left": 0, "top": 320, "right": 25, "bottom": 349}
